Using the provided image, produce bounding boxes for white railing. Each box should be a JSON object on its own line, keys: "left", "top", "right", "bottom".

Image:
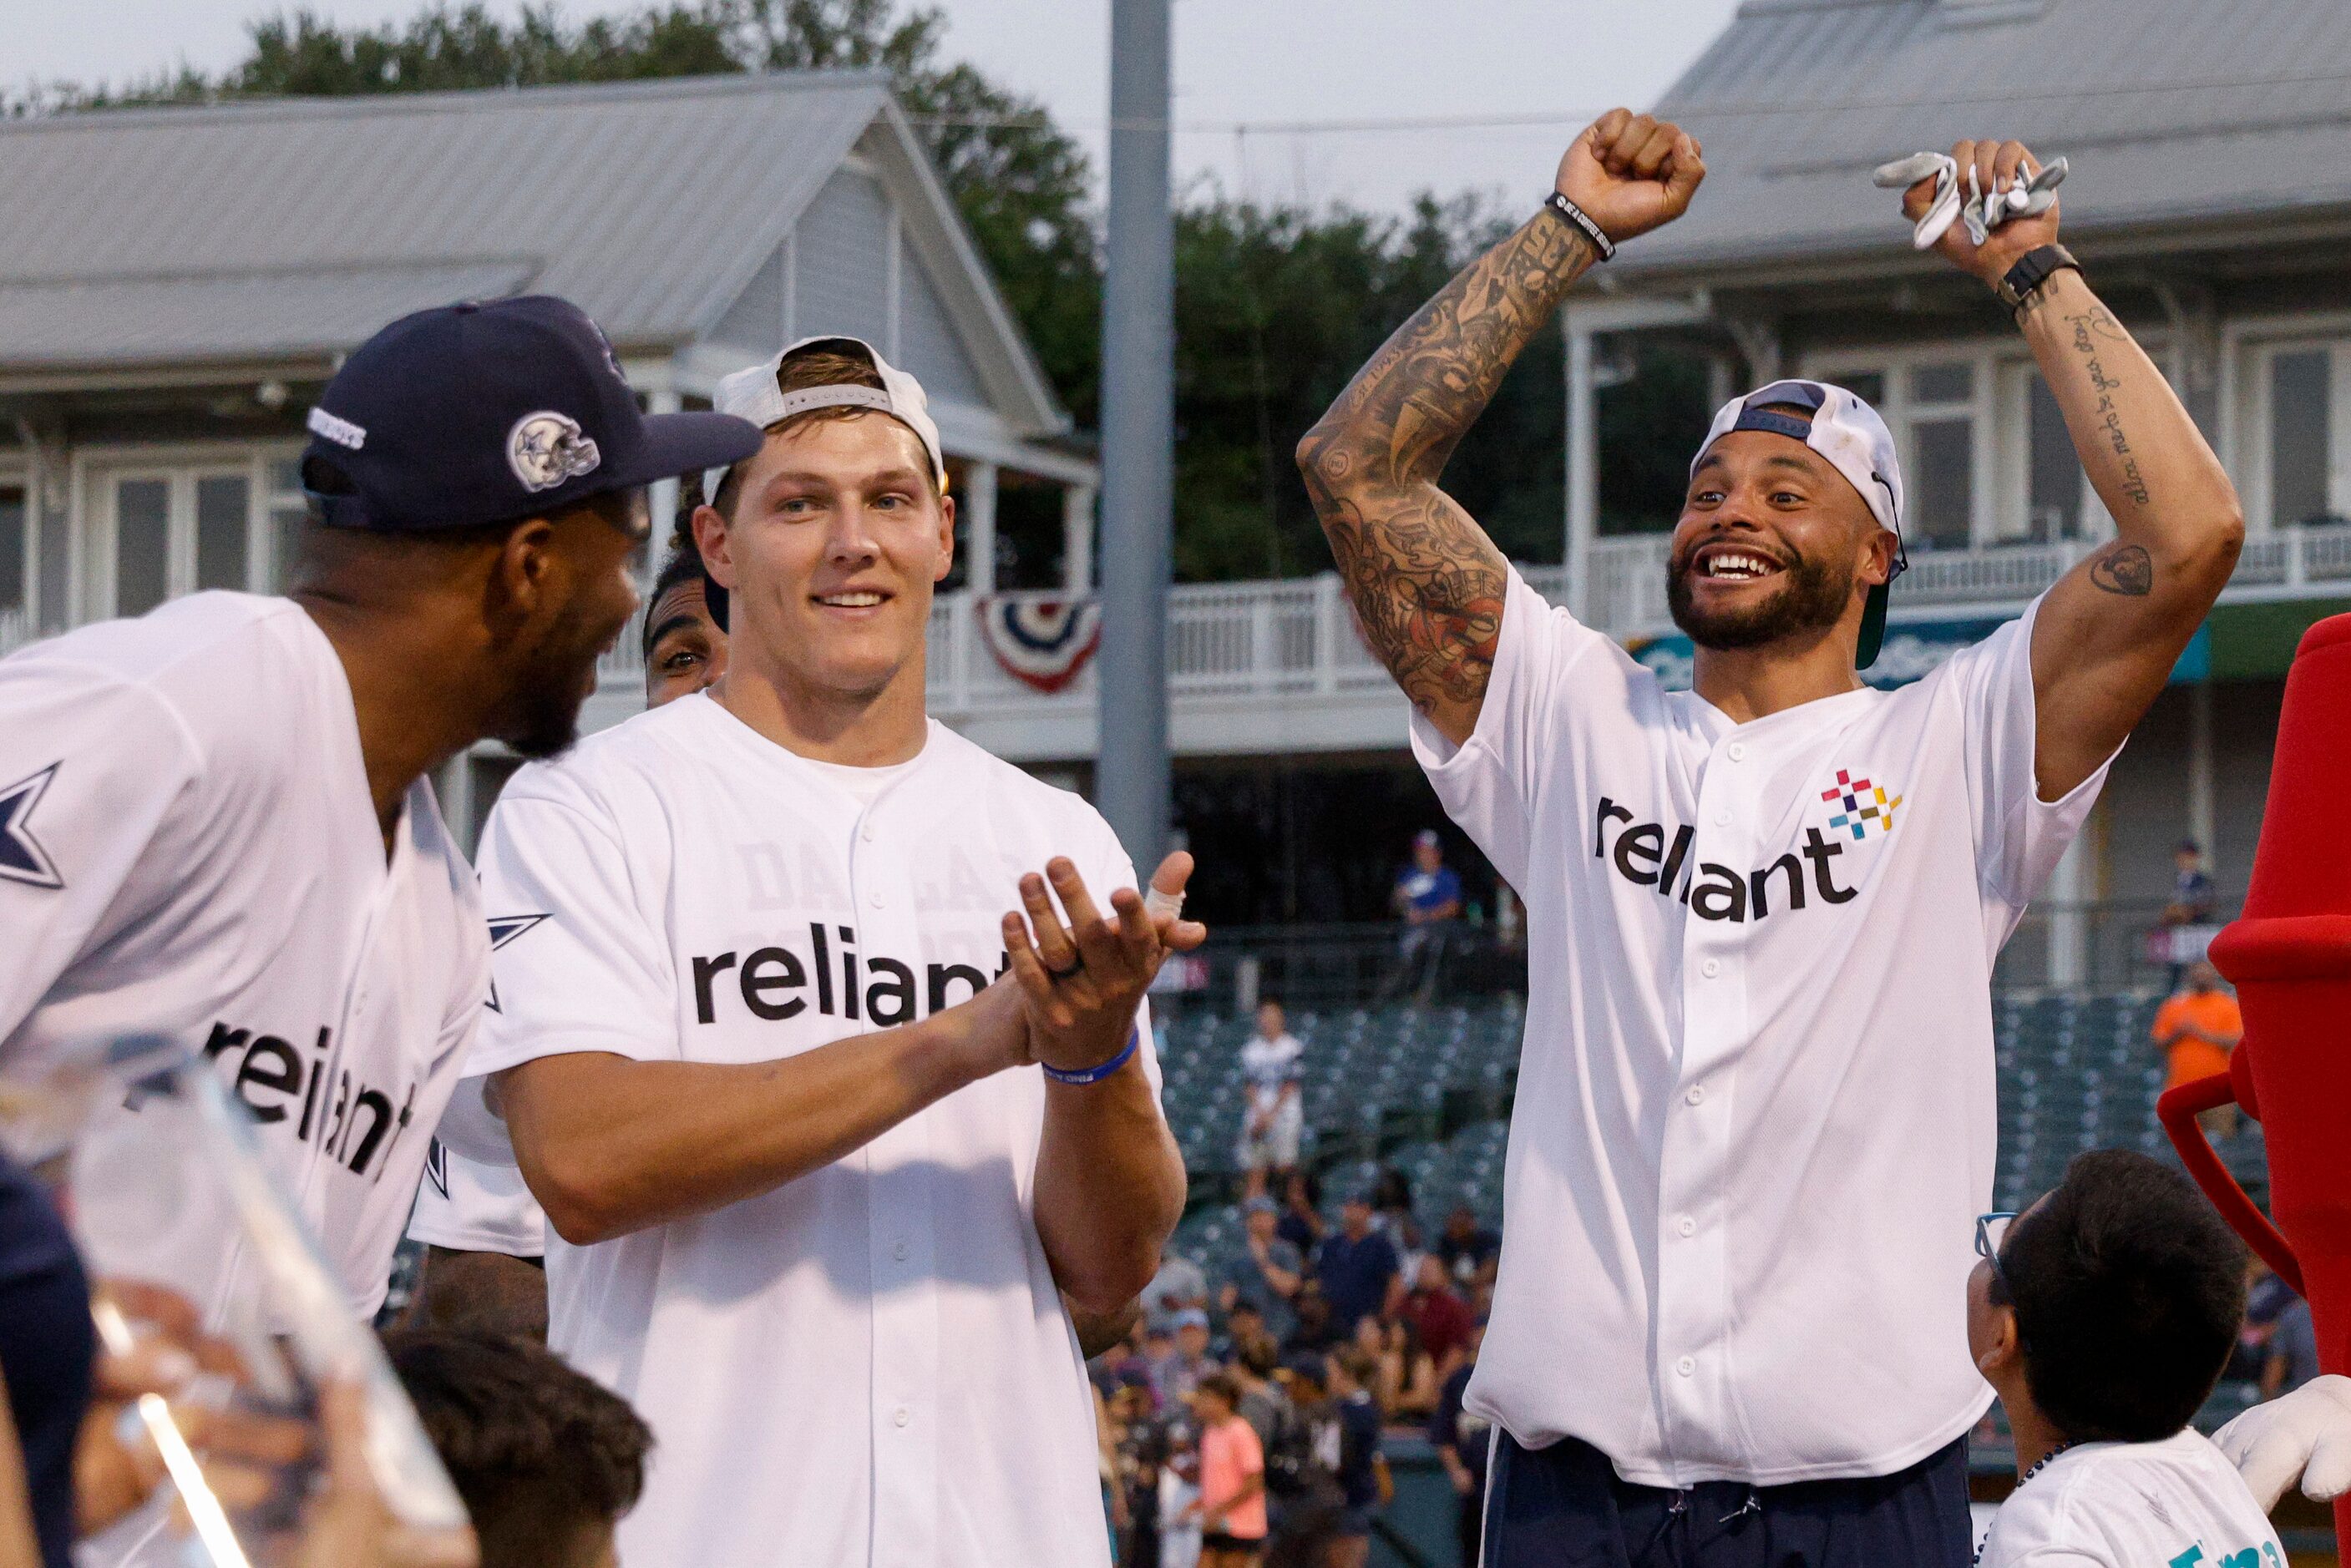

{"left": 588, "top": 518, "right": 2351, "bottom": 720}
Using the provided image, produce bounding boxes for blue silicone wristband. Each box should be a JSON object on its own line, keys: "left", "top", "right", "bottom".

{"left": 1041, "top": 1028, "right": 1141, "bottom": 1086}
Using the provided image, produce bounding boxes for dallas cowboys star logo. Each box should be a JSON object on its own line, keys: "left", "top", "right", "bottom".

{"left": 0, "top": 763, "right": 63, "bottom": 890}
{"left": 484, "top": 913, "right": 550, "bottom": 1013}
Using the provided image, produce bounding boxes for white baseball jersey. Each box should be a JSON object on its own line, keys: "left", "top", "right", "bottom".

{"left": 407, "top": 1137, "right": 545, "bottom": 1257}
{"left": 1415, "top": 569, "right": 2110, "bottom": 1488}
{"left": 459, "top": 694, "right": 1156, "bottom": 1568}
{"left": 1239, "top": 1032, "right": 1305, "bottom": 1117}
{"left": 0, "top": 593, "right": 487, "bottom": 1318}
{"left": 1976, "top": 1430, "right": 2286, "bottom": 1568}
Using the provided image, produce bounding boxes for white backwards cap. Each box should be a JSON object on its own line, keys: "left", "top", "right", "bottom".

{"left": 702, "top": 335, "right": 948, "bottom": 504}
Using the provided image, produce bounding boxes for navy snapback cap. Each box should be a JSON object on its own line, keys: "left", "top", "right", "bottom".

{"left": 301, "top": 295, "right": 760, "bottom": 531}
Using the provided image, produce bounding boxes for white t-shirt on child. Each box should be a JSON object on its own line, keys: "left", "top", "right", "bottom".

{"left": 1977, "top": 1429, "right": 2285, "bottom": 1568}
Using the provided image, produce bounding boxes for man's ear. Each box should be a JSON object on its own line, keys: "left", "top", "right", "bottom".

{"left": 1977, "top": 1303, "right": 2023, "bottom": 1378}
{"left": 935, "top": 492, "right": 957, "bottom": 585}
{"left": 692, "top": 503, "right": 737, "bottom": 590}
{"left": 488, "top": 517, "right": 559, "bottom": 628}
{"left": 1859, "top": 524, "right": 1898, "bottom": 589}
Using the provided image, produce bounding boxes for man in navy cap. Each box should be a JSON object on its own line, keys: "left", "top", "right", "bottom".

{"left": 0, "top": 295, "right": 760, "bottom": 1333}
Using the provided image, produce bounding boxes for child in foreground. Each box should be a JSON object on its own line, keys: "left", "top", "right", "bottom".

{"left": 1970, "top": 1149, "right": 2283, "bottom": 1567}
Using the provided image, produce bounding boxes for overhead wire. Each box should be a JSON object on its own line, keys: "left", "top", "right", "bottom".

{"left": 898, "top": 63, "right": 2351, "bottom": 138}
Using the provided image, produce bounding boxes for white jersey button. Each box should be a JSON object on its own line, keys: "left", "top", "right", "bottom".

{"left": 1713, "top": 807, "right": 1731, "bottom": 826}
{"left": 1676, "top": 1355, "right": 1696, "bottom": 1378}
{"left": 1700, "top": 958, "right": 1721, "bottom": 979}
{"left": 869, "top": 888, "right": 885, "bottom": 908}
{"left": 1677, "top": 1215, "right": 1696, "bottom": 1237}
{"left": 894, "top": 1406, "right": 911, "bottom": 1428}
{"left": 893, "top": 1241, "right": 909, "bottom": 1262}
{"left": 1685, "top": 1084, "right": 1706, "bottom": 1105}
{"left": 860, "top": 822, "right": 875, "bottom": 842}
{"left": 1725, "top": 741, "right": 1747, "bottom": 761}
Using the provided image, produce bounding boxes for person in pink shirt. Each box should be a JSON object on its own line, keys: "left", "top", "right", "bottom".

{"left": 1188, "top": 1373, "right": 1268, "bottom": 1566}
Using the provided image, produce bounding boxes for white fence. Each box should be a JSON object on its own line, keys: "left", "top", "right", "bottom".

{"left": 584, "top": 520, "right": 2351, "bottom": 733}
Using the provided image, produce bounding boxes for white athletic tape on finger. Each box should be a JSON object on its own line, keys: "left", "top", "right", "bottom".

{"left": 1143, "top": 887, "right": 1185, "bottom": 922}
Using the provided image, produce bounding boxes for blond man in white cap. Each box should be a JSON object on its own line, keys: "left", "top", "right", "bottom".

{"left": 451, "top": 336, "right": 1198, "bottom": 1566}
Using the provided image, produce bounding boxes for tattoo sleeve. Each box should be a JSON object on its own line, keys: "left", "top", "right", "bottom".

{"left": 1297, "top": 210, "right": 1598, "bottom": 720}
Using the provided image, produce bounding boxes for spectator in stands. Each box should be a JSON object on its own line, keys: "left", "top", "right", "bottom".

{"left": 2265, "top": 1296, "right": 2322, "bottom": 1402}
{"left": 1238, "top": 1002, "right": 1306, "bottom": 1201}
{"left": 1160, "top": 1424, "right": 1203, "bottom": 1568}
{"left": 1969, "top": 1150, "right": 2280, "bottom": 1568}
{"left": 2227, "top": 1257, "right": 2294, "bottom": 1382}
{"left": 1109, "top": 1380, "right": 1166, "bottom": 1568}
{"left": 1382, "top": 831, "right": 1463, "bottom": 1004}
{"left": 1233, "top": 1197, "right": 1305, "bottom": 1336}
{"left": 1314, "top": 1194, "right": 1402, "bottom": 1336}
{"left": 1368, "top": 1167, "right": 1414, "bottom": 1238}
{"left": 1429, "top": 1318, "right": 1489, "bottom": 1568}
{"left": 1283, "top": 1283, "right": 1343, "bottom": 1356}
{"left": 388, "top": 1329, "right": 652, "bottom": 1568}
{"left": 1325, "top": 1348, "right": 1391, "bottom": 1568}
{"left": 2151, "top": 960, "right": 2244, "bottom": 1136}
{"left": 1153, "top": 1309, "right": 1217, "bottom": 1409}
{"left": 1220, "top": 1297, "right": 1271, "bottom": 1363}
{"left": 1188, "top": 1373, "right": 1269, "bottom": 1568}
{"left": 1276, "top": 1171, "right": 1325, "bottom": 1257}
{"left": 1265, "top": 1355, "right": 1345, "bottom": 1568}
{"left": 1434, "top": 1205, "right": 1499, "bottom": 1288}
{"left": 1147, "top": 1250, "right": 1213, "bottom": 1333}
{"left": 2163, "top": 839, "right": 2219, "bottom": 928}
{"left": 1401, "top": 1254, "right": 1476, "bottom": 1374}
{"left": 1231, "top": 1339, "right": 1292, "bottom": 1453}
{"left": 1371, "top": 1317, "right": 1442, "bottom": 1422}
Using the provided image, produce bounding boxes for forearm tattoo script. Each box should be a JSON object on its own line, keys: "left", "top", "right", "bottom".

{"left": 1298, "top": 210, "right": 1595, "bottom": 713}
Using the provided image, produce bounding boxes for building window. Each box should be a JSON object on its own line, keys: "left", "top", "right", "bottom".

{"left": 1808, "top": 353, "right": 1989, "bottom": 551}
{"left": 113, "top": 476, "right": 172, "bottom": 618}
{"left": 0, "top": 484, "right": 26, "bottom": 651}
{"left": 89, "top": 452, "right": 302, "bottom": 621}
{"left": 1907, "top": 362, "right": 1976, "bottom": 550}
{"left": 2024, "top": 375, "right": 2085, "bottom": 543}
{"left": 2268, "top": 347, "right": 2335, "bottom": 529}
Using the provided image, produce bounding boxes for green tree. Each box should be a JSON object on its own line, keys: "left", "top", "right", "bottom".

{"left": 19, "top": 0, "right": 1697, "bottom": 583}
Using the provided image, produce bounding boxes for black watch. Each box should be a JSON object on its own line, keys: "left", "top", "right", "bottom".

{"left": 1994, "top": 244, "right": 2080, "bottom": 323}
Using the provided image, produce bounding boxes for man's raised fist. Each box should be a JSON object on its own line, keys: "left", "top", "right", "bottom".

{"left": 1556, "top": 109, "right": 1705, "bottom": 245}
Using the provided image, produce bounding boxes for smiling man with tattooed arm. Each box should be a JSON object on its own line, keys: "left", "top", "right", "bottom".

{"left": 1298, "top": 119, "right": 2240, "bottom": 1568}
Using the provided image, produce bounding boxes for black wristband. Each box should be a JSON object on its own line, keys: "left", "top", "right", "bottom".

{"left": 1995, "top": 243, "right": 2080, "bottom": 324}
{"left": 1543, "top": 191, "right": 1616, "bottom": 262}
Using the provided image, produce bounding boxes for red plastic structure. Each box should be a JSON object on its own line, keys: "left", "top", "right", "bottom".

{"left": 2158, "top": 611, "right": 2351, "bottom": 1555}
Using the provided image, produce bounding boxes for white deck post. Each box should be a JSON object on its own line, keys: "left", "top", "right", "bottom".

{"left": 965, "top": 458, "right": 999, "bottom": 595}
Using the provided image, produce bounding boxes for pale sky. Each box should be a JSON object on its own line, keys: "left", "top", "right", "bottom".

{"left": 3, "top": 0, "right": 1741, "bottom": 215}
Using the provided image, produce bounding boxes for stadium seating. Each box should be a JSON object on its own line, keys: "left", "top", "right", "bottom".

{"left": 1161, "top": 991, "right": 2272, "bottom": 1277}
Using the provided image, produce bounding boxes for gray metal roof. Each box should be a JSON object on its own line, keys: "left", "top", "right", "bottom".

{"left": 0, "top": 73, "right": 889, "bottom": 368}
{"left": 1618, "top": 0, "right": 2351, "bottom": 278}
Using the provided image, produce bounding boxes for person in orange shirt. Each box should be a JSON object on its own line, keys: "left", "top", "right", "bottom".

{"left": 1188, "top": 1373, "right": 1269, "bottom": 1567}
{"left": 2152, "top": 960, "right": 2244, "bottom": 1136}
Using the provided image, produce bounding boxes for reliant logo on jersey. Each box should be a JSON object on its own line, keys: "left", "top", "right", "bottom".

{"left": 689, "top": 921, "right": 1006, "bottom": 1028}
{"left": 200, "top": 1022, "right": 419, "bottom": 1182}
{"left": 1821, "top": 768, "right": 1903, "bottom": 840}
{"left": 1594, "top": 797, "right": 1858, "bottom": 924}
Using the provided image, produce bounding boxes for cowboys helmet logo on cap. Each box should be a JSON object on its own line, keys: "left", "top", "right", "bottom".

{"left": 507, "top": 411, "right": 602, "bottom": 493}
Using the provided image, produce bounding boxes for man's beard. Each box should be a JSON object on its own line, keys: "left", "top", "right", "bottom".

{"left": 1666, "top": 542, "right": 1855, "bottom": 651}
{"left": 490, "top": 599, "right": 612, "bottom": 761}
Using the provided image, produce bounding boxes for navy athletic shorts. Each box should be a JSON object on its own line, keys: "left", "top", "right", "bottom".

{"left": 1482, "top": 1432, "right": 1972, "bottom": 1568}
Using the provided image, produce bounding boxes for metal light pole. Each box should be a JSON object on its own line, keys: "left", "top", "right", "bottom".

{"left": 1095, "top": 0, "right": 1174, "bottom": 870}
